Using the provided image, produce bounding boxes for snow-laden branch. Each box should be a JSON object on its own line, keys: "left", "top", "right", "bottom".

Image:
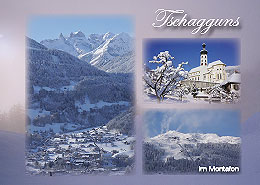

{"left": 144, "top": 51, "right": 188, "bottom": 102}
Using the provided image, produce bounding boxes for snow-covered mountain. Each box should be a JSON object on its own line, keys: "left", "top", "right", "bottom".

{"left": 26, "top": 37, "right": 135, "bottom": 175}
{"left": 27, "top": 37, "right": 107, "bottom": 88}
{"left": 146, "top": 130, "right": 240, "bottom": 160}
{"left": 40, "top": 31, "right": 134, "bottom": 73}
{"left": 225, "top": 65, "right": 240, "bottom": 77}
{"left": 99, "top": 51, "right": 135, "bottom": 73}
{"left": 27, "top": 37, "right": 133, "bottom": 131}
{"left": 144, "top": 130, "right": 241, "bottom": 174}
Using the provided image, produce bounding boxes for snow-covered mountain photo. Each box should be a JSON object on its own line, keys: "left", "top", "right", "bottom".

{"left": 40, "top": 31, "right": 134, "bottom": 73}
{"left": 143, "top": 110, "right": 241, "bottom": 174}
{"left": 26, "top": 17, "right": 135, "bottom": 175}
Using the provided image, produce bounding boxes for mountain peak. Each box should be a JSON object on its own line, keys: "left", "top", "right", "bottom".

{"left": 117, "top": 32, "right": 131, "bottom": 38}
{"left": 27, "top": 37, "right": 48, "bottom": 50}
{"left": 40, "top": 31, "right": 134, "bottom": 73}
{"left": 59, "top": 33, "right": 65, "bottom": 40}
{"left": 151, "top": 130, "right": 240, "bottom": 145}
{"left": 70, "top": 31, "right": 85, "bottom": 38}
{"left": 103, "top": 32, "right": 115, "bottom": 40}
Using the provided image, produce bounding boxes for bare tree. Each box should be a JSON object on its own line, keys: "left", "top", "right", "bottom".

{"left": 143, "top": 51, "right": 188, "bottom": 102}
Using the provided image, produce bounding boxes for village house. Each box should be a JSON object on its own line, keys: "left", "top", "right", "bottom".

{"left": 221, "top": 71, "right": 241, "bottom": 92}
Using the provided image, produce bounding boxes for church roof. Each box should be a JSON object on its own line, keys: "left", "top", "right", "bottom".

{"left": 200, "top": 43, "right": 208, "bottom": 54}
{"left": 221, "top": 72, "right": 241, "bottom": 85}
{"left": 227, "top": 72, "right": 241, "bottom": 83}
{"left": 200, "top": 50, "right": 208, "bottom": 55}
{"left": 207, "top": 60, "right": 225, "bottom": 68}
{"left": 189, "top": 66, "right": 204, "bottom": 73}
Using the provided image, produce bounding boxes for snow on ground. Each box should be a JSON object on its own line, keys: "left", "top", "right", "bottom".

{"left": 26, "top": 126, "right": 135, "bottom": 175}
{"left": 49, "top": 153, "right": 63, "bottom": 160}
{"left": 144, "top": 93, "right": 211, "bottom": 104}
{"left": 33, "top": 81, "right": 77, "bottom": 94}
{"left": 59, "top": 81, "right": 77, "bottom": 91}
{"left": 28, "top": 108, "right": 51, "bottom": 120}
{"left": 33, "top": 86, "right": 56, "bottom": 93}
{"left": 63, "top": 126, "right": 135, "bottom": 158}
{"left": 75, "top": 126, "right": 134, "bottom": 158}
{"left": 28, "top": 122, "right": 80, "bottom": 133}
{"left": 75, "top": 96, "right": 129, "bottom": 112}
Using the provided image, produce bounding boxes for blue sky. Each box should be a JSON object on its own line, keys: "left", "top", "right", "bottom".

{"left": 144, "top": 39, "right": 240, "bottom": 71}
{"left": 28, "top": 16, "right": 134, "bottom": 42}
{"left": 144, "top": 110, "right": 240, "bottom": 137}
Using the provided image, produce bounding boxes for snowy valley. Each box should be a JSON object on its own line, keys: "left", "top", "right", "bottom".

{"left": 26, "top": 34, "right": 135, "bottom": 175}
{"left": 26, "top": 126, "right": 135, "bottom": 175}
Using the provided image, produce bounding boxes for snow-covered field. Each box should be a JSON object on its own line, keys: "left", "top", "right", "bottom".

{"left": 33, "top": 81, "right": 77, "bottom": 93}
{"left": 144, "top": 93, "right": 212, "bottom": 104}
{"left": 75, "top": 96, "right": 129, "bottom": 112}
{"left": 28, "top": 122, "right": 80, "bottom": 133}
{"left": 28, "top": 108, "right": 51, "bottom": 120}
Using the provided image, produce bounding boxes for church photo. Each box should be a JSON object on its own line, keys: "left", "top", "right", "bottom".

{"left": 143, "top": 39, "right": 240, "bottom": 103}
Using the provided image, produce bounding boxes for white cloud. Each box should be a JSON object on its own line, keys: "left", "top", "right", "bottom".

{"left": 160, "top": 110, "right": 223, "bottom": 133}
{"left": 145, "top": 110, "right": 238, "bottom": 137}
{"left": 0, "top": 34, "right": 3, "bottom": 38}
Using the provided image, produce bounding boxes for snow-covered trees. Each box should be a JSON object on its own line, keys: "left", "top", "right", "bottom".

{"left": 143, "top": 51, "right": 188, "bottom": 102}
{"left": 191, "top": 84, "right": 199, "bottom": 98}
{"left": 106, "top": 107, "right": 135, "bottom": 136}
{"left": 27, "top": 37, "right": 134, "bottom": 130}
{"left": 172, "top": 84, "right": 190, "bottom": 101}
{"left": 26, "top": 37, "right": 135, "bottom": 175}
{"left": 206, "top": 84, "right": 240, "bottom": 103}
{"left": 143, "top": 141, "right": 240, "bottom": 174}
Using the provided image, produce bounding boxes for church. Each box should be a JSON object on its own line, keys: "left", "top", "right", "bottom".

{"left": 188, "top": 43, "right": 227, "bottom": 83}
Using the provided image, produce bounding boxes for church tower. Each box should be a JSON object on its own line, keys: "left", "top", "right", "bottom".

{"left": 200, "top": 43, "right": 208, "bottom": 66}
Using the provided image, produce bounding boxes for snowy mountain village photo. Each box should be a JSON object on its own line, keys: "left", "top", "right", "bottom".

{"left": 143, "top": 39, "right": 240, "bottom": 103}
{"left": 25, "top": 17, "right": 135, "bottom": 175}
